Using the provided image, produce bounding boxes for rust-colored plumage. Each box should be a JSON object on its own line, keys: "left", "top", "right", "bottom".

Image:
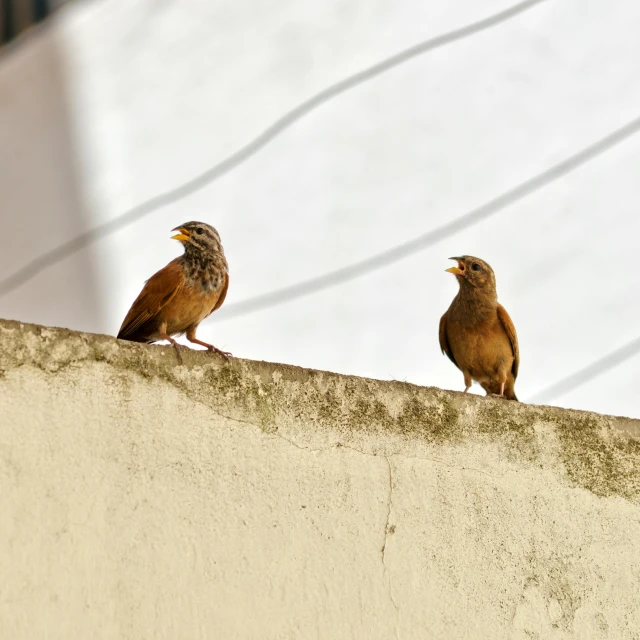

{"left": 117, "top": 221, "right": 230, "bottom": 363}
{"left": 439, "top": 256, "right": 519, "bottom": 400}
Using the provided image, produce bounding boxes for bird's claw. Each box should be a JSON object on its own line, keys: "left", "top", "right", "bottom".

{"left": 208, "top": 346, "right": 232, "bottom": 359}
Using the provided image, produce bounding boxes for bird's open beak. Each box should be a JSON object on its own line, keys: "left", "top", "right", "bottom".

{"left": 171, "top": 227, "right": 190, "bottom": 242}
{"left": 445, "top": 257, "right": 465, "bottom": 276}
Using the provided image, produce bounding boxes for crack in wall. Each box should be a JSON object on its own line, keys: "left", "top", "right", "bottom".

{"left": 381, "top": 455, "right": 400, "bottom": 638}
{"left": 195, "top": 402, "right": 502, "bottom": 485}
{"left": 268, "top": 435, "right": 500, "bottom": 481}
{"left": 214, "top": 412, "right": 404, "bottom": 633}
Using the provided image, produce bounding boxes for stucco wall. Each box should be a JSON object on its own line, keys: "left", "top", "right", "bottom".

{"left": 1, "top": 318, "right": 639, "bottom": 639}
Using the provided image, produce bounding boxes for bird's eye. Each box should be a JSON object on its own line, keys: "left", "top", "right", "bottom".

{"left": 471, "top": 263, "right": 481, "bottom": 271}
{"left": 195, "top": 227, "right": 204, "bottom": 235}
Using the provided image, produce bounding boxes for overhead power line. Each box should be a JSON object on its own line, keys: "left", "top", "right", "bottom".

{"left": 530, "top": 335, "right": 640, "bottom": 404}
{"left": 213, "top": 115, "right": 640, "bottom": 320}
{"left": 0, "top": 0, "right": 548, "bottom": 298}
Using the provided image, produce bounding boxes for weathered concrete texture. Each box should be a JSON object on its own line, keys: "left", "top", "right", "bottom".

{"left": 1, "top": 318, "right": 639, "bottom": 640}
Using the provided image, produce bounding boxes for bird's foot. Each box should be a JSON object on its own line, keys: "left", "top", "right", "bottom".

{"left": 185, "top": 333, "right": 231, "bottom": 359}
{"left": 172, "top": 342, "right": 184, "bottom": 365}
{"left": 207, "top": 345, "right": 232, "bottom": 359}
{"left": 159, "top": 332, "right": 186, "bottom": 365}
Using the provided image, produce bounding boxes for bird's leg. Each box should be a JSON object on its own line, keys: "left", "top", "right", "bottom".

{"left": 186, "top": 328, "right": 232, "bottom": 359}
{"left": 463, "top": 372, "right": 472, "bottom": 393}
{"left": 489, "top": 380, "right": 506, "bottom": 398}
{"left": 158, "top": 331, "right": 183, "bottom": 364}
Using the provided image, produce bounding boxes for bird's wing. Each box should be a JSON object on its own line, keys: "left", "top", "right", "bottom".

{"left": 439, "top": 312, "right": 458, "bottom": 368}
{"left": 497, "top": 303, "right": 519, "bottom": 379}
{"left": 117, "top": 259, "right": 184, "bottom": 339}
{"left": 206, "top": 269, "right": 229, "bottom": 317}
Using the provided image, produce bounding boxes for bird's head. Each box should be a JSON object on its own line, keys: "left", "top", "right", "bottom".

{"left": 171, "top": 221, "right": 222, "bottom": 255}
{"left": 445, "top": 255, "right": 496, "bottom": 291}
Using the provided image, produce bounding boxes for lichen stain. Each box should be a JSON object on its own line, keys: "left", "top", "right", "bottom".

{"left": 553, "top": 412, "right": 640, "bottom": 500}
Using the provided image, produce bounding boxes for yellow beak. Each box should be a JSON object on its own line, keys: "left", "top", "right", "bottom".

{"left": 445, "top": 257, "right": 465, "bottom": 276}
{"left": 171, "top": 227, "right": 190, "bottom": 242}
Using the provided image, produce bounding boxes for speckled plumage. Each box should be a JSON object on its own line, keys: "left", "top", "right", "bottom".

{"left": 439, "top": 255, "right": 519, "bottom": 400}
{"left": 117, "top": 221, "right": 231, "bottom": 362}
{"left": 180, "top": 228, "right": 228, "bottom": 294}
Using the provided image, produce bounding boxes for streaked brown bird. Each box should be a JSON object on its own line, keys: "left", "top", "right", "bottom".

{"left": 117, "top": 221, "right": 231, "bottom": 363}
{"left": 439, "top": 256, "right": 519, "bottom": 400}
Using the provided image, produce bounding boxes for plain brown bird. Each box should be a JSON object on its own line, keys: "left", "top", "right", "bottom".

{"left": 117, "top": 221, "right": 230, "bottom": 363}
{"left": 439, "top": 256, "right": 519, "bottom": 400}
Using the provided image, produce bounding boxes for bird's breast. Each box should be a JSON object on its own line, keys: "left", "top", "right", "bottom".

{"left": 447, "top": 312, "right": 512, "bottom": 373}
{"left": 160, "top": 272, "right": 226, "bottom": 335}
{"left": 197, "top": 270, "right": 226, "bottom": 295}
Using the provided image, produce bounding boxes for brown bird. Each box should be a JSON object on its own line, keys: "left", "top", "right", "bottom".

{"left": 117, "top": 221, "right": 231, "bottom": 363}
{"left": 439, "top": 256, "right": 519, "bottom": 400}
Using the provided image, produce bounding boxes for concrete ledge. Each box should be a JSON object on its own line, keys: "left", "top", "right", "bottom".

{"left": 1, "top": 318, "right": 640, "bottom": 639}
{"left": 1, "top": 318, "right": 638, "bottom": 501}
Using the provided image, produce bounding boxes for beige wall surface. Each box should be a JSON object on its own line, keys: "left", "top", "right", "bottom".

{"left": 1, "top": 318, "right": 639, "bottom": 640}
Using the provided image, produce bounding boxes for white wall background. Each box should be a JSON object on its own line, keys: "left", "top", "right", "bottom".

{"left": 1, "top": 0, "right": 639, "bottom": 417}
{"left": 0, "top": 14, "right": 103, "bottom": 331}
